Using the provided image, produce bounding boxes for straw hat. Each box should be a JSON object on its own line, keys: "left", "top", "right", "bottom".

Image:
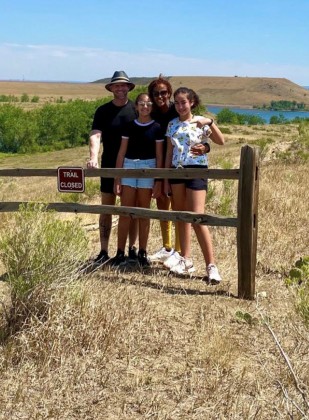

{"left": 105, "top": 71, "right": 135, "bottom": 92}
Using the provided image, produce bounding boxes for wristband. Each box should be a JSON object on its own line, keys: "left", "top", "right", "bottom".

{"left": 208, "top": 118, "right": 214, "bottom": 127}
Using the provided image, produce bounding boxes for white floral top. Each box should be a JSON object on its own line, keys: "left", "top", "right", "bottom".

{"left": 166, "top": 117, "right": 210, "bottom": 167}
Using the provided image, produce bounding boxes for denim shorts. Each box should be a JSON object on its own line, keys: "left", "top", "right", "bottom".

{"left": 122, "top": 158, "right": 156, "bottom": 189}
{"left": 169, "top": 165, "right": 208, "bottom": 191}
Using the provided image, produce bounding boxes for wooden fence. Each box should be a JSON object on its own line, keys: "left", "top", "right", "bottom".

{"left": 0, "top": 145, "right": 259, "bottom": 299}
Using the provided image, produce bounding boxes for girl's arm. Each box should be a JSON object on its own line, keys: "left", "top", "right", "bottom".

{"left": 195, "top": 117, "right": 225, "bottom": 146}
{"left": 208, "top": 122, "right": 225, "bottom": 145}
{"left": 191, "top": 118, "right": 224, "bottom": 155}
{"left": 114, "top": 137, "right": 128, "bottom": 195}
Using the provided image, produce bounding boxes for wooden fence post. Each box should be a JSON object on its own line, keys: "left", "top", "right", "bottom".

{"left": 237, "top": 145, "right": 260, "bottom": 299}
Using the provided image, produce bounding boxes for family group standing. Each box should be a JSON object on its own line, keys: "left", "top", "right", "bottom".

{"left": 87, "top": 71, "right": 225, "bottom": 283}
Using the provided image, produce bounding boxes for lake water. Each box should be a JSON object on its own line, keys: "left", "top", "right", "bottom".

{"left": 207, "top": 106, "right": 309, "bottom": 123}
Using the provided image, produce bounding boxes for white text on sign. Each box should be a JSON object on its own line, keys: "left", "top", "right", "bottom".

{"left": 57, "top": 167, "right": 85, "bottom": 193}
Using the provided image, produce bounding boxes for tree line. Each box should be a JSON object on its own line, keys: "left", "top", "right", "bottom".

{"left": 0, "top": 99, "right": 102, "bottom": 153}
{"left": 1, "top": 87, "right": 308, "bottom": 154}
{"left": 0, "top": 85, "right": 205, "bottom": 154}
{"left": 257, "top": 100, "right": 307, "bottom": 111}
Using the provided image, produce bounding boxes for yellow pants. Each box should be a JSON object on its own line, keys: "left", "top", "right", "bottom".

{"left": 160, "top": 220, "right": 181, "bottom": 253}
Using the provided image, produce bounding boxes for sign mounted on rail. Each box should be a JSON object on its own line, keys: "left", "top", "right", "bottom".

{"left": 57, "top": 167, "right": 85, "bottom": 193}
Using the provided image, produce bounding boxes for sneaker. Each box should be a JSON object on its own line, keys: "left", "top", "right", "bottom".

{"left": 93, "top": 250, "right": 110, "bottom": 265}
{"left": 170, "top": 257, "right": 195, "bottom": 275}
{"left": 138, "top": 249, "right": 150, "bottom": 267}
{"left": 127, "top": 245, "right": 138, "bottom": 263}
{"left": 110, "top": 249, "right": 127, "bottom": 267}
{"left": 148, "top": 247, "right": 174, "bottom": 263}
{"left": 163, "top": 251, "right": 181, "bottom": 269}
{"left": 207, "top": 264, "right": 222, "bottom": 284}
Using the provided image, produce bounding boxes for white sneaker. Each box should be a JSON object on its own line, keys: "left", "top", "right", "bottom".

{"left": 207, "top": 264, "right": 222, "bottom": 284}
{"left": 170, "top": 257, "right": 196, "bottom": 275}
{"left": 148, "top": 247, "right": 174, "bottom": 263}
{"left": 163, "top": 251, "right": 181, "bottom": 269}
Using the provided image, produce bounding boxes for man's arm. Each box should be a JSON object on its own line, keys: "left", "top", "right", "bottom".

{"left": 87, "top": 130, "right": 101, "bottom": 168}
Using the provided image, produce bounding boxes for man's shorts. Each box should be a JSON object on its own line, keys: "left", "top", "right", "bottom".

{"left": 100, "top": 176, "right": 115, "bottom": 194}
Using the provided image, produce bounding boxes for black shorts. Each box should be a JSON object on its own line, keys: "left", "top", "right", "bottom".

{"left": 169, "top": 165, "right": 208, "bottom": 191}
{"left": 100, "top": 159, "right": 116, "bottom": 194}
{"left": 100, "top": 177, "right": 115, "bottom": 194}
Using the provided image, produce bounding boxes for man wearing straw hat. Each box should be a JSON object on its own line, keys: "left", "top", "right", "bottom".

{"left": 87, "top": 71, "right": 138, "bottom": 266}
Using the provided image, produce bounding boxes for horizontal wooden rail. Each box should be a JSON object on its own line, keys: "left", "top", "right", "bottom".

{"left": 0, "top": 202, "right": 238, "bottom": 228}
{"left": 0, "top": 168, "right": 240, "bottom": 180}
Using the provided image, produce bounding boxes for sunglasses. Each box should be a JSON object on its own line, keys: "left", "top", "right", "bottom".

{"left": 153, "top": 90, "right": 168, "bottom": 98}
{"left": 137, "top": 101, "right": 153, "bottom": 107}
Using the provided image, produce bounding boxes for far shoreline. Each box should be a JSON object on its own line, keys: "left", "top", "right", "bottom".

{"left": 206, "top": 104, "right": 254, "bottom": 109}
{"left": 207, "top": 104, "right": 309, "bottom": 112}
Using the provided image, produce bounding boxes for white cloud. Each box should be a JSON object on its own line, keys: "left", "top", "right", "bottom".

{"left": 0, "top": 42, "right": 308, "bottom": 86}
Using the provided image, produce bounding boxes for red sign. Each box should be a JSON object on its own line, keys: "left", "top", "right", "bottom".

{"left": 57, "top": 167, "right": 85, "bottom": 193}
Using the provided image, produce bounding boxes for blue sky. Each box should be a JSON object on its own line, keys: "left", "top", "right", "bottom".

{"left": 0, "top": 0, "right": 308, "bottom": 86}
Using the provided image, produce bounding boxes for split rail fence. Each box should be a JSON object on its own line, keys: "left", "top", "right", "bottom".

{"left": 0, "top": 145, "right": 259, "bottom": 299}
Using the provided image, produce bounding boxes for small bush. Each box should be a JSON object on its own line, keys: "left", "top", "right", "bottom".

{"left": 218, "top": 180, "right": 234, "bottom": 216}
{"left": 58, "top": 179, "right": 101, "bottom": 203}
{"left": 59, "top": 192, "right": 82, "bottom": 203}
{"left": 285, "top": 257, "right": 309, "bottom": 326}
{"left": 20, "top": 93, "right": 30, "bottom": 103}
{"left": 275, "top": 120, "right": 309, "bottom": 163}
{"left": 84, "top": 179, "right": 101, "bottom": 199}
{"left": 31, "top": 96, "right": 40, "bottom": 103}
{"left": 206, "top": 182, "right": 215, "bottom": 203}
{"left": 252, "top": 137, "right": 274, "bottom": 160}
{"left": 219, "top": 127, "right": 232, "bottom": 134}
{"left": 0, "top": 203, "right": 88, "bottom": 335}
{"left": 216, "top": 108, "right": 265, "bottom": 125}
{"left": 270, "top": 114, "right": 288, "bottom": 124}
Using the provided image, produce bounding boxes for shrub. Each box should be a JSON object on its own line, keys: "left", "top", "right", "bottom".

{"left": 285, "top": 257, "right": 309, "bottom": 326}
{"left": 217, "top": 108, "right": 239, "bottom": 124}
{"left": 216, "top": 108, "right": 265, "bottom": 125}
{"left": 0, "top": 104, "right": 38, "bottom": 153}
{"left": 59, "top": 192, "right": 82, "bottom": 203}
{"left": 58, "top": 179, "right": 101, "bottom": 203}
{"left": 219, "top": 127, "right": 232, "bottom": 134}
{"left": 0, "top": 98, "right": 104, "bottom": 153}
{"left": 252, "top": 137, "right": 274, "bottom": 160}
{"left": 84, "top": 179, "right": 101, "bottom": 199}
{"left": 0, "top": 203, "right": 88, "bottom": 335}
{"left": 0, "top": 94, "right": 19, "bottom": 103}
{"left": 299, "top": 121, "right": 309, "bottom": 160}
{"left": 21, "top": 93, "right": 30, "bottom": 103}
{"left": 31, "top": 96, "right": 40, "bottom": 103}
{"left": 270, "top": 114, "right": 287, "bottom": 124}
{"left": 281, "top": 120, "right": 309, "bottom": 162}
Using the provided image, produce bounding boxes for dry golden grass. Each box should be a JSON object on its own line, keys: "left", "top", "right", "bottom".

{"left": 0, "top": 124, "right": 309, "bottom": 419}
{"left": 170, "top": 76, "right": 309, "bottom": 107}
{"left": 0, "top": 81, "right": 109, "bottom": 104}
